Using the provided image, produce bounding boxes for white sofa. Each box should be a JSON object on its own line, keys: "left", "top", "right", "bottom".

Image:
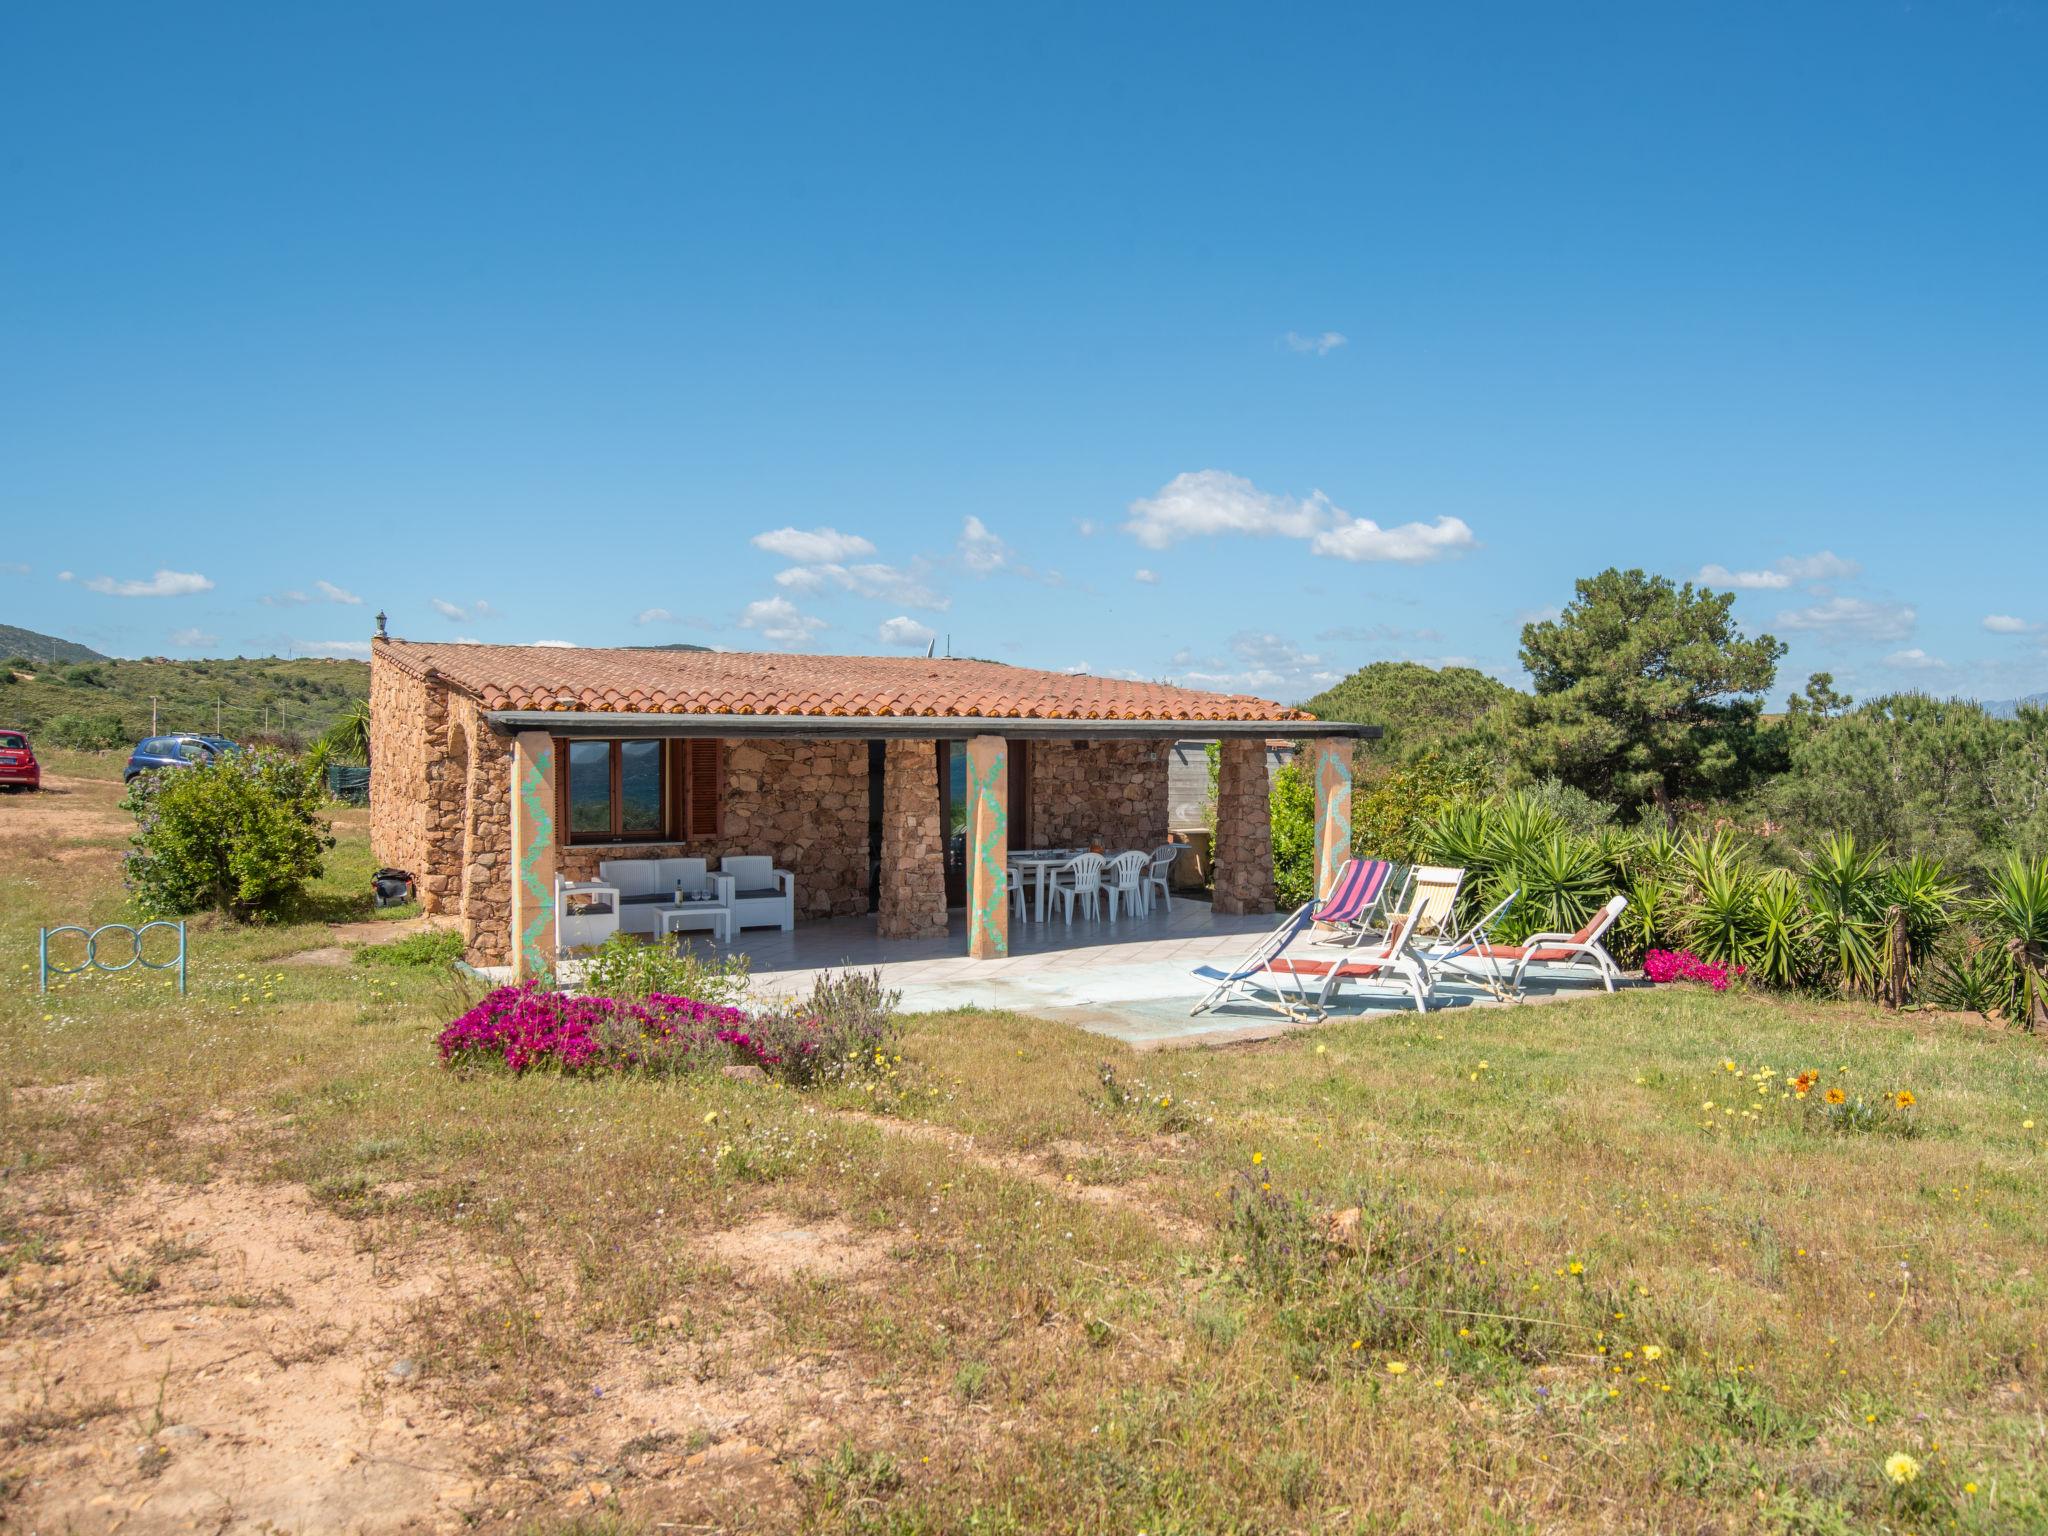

{"left": 598, "top": 857, "right": 734, "bottom": 937}
{"left": 720, "top": 856, "right": 795, "bottom": 932}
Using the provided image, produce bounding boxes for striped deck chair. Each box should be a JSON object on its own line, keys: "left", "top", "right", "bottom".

{"left": 1314, "top": 858, "right": 1395, "bottom": 929}
{"left": 1188, "top": 902, "right": 1323, "bottom": 1020}
{"left": 1260, "top": 899, "right": 1436, "bottom": 1015}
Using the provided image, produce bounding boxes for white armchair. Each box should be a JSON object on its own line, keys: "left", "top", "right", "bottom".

{"left": 719, "top": 855, "right": 795, "bottom": 932}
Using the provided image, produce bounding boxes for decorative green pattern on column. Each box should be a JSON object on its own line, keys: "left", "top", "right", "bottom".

{"left": 510, "top": 732, "right": 557, "bottom": 981}
{"left": 1313, "top": 738, "right": 1354, "bottom": 902}
{"left": 965, "top": 735, "right": 1009, "bottom": 959}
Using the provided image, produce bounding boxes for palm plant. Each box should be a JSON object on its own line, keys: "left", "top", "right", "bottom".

{"left": 1802, "top": 833, "right": 1886, "bottom": 996}
{"left": 1976, "top": 855, "right": 2048, "bottom": 1030}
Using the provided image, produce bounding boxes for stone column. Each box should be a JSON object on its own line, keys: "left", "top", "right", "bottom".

{"left": 877, "top": 739, "right": 949, "bottom": 940}
{"left": 508, "top": 731, "right": 558, "bottom": 980}
{"left": 964, "top": 734, "right": 1009, "bottom": 958}
{"left": 1211, "top": 736, "right": 1275, "bottom": 916}
{"left": 1310, "top": 737, "right": 1355, "bottom": 902}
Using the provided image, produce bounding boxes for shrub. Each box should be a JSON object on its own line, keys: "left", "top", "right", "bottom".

{"left": 121, "top": 748, "right": 332, "bottom": 920}
{"left": 356, "top": 929, "right": 465, "bottom": 968}
{"left": 742, "top": 969, "right": 903, "bottom": 1089}
{"left": 43, "top": 711, "right": 129, "bottom": 750}
{"left": 579, "top": 932, "right": 751, "bottom": 1010}
{"left": 437, "top": 984, "right": 762, "bottom": 1075}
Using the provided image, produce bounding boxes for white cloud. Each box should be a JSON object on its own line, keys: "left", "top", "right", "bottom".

{"left": 430, "top": 598, "right": 468, "bottom": 621}
{"left": 1133, "top": 568, "right": 1159, "bottom": 585}
{"left": 739, "top": 596, "right": 827, "bottom": 648}
{"left": 1311, "top": 516, "right": 1476, "bottom": 564}
{"left": 84, "top": 568, "right": 213, "bottom": 598}
{"left": 1774, "top": 596, "right": 1916, "bottom": 642}
{"left": 751, "top": 526, "right": 876, "bottom": 564}
{"left": 1283, "top": 330, "right": 1348, "bottom": 355}
{"left": 774, "top": 561, "right": 948, "bottom": 609}
{"left": 1884, "top": 648, "right": 1948, "bottom": 670}
{"left": 1983, "top": 614, "right": 2039, "bottom": 635}
{"left": 1125, "top": 470, "right": 1473, "bottom": 564}
{"left": 1777, "top": 551, "right": 1861, "bottom": 582}
{"left": 315, "top": 580, "right": 362, "bottom": 605}
{"left": 169, "top": 627, "right": 218, "bottom": 648}
{"left": 298, "top": 640, "right": 372, "bottom": 658}
{"left": 1166, "top": 630, "right": 1344, "bottom": 700}
{"left": 1700, "top": 551, "right": 1861, "bottom": 591}
{"left": 1698, "top": 564, "right": 1794, "bottom": 592}
{"left": 958, "top": 515, "right": 1013, "bottom": 575}
{"left": 877, "top": 616, "right": 936, "bottom": 649}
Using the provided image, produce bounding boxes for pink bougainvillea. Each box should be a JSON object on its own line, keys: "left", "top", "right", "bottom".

{"left": 1643, "top": 949, "right": 1743, "bottom": 993}
{"left": 436, "top": 983, "right": 771, "bottom": 1075}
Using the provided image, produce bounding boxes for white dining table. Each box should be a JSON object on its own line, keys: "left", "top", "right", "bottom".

{"left": 1009, "top": 849, "right": 1082, "bottom": 922}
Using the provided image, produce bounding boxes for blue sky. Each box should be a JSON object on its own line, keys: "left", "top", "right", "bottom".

{"left": 3, "top": 1, "right": 2045, "bottom": 705}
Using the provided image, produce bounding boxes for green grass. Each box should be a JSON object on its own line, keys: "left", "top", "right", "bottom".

{"left": 4, "top": 792, "right": 2047, "bottom": 1532}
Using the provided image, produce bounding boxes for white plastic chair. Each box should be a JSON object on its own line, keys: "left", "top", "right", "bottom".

{"left": 1047, "top": 852, "right": 1105, "bottom": 924}
{"left": 1143, "top": 844, "right": 1181, "bottom": 914}
{"left": 1104, "top": 850, "right": 1149, "bottom": 920}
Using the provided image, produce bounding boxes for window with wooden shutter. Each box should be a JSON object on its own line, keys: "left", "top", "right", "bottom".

{"left": 683, "top": 738, "right": 723, "bottom": 839}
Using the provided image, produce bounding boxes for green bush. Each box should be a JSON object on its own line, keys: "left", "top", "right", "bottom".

{"left": 121, "top": 749, "right": 333, "bottom": 920}
{"left": 43, "top": 711, "right": 129, "bottom": 750}
{"left": 579, "top": 931, "right": 751, "bottom": 1010}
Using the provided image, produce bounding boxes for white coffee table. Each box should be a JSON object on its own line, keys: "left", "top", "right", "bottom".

{"left": 656, "top": 901, "right": 732, "bottom": 946}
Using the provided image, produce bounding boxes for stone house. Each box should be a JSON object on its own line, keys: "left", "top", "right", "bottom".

{"left": 369, "top": 638, "right": 1371, "bottom": 975}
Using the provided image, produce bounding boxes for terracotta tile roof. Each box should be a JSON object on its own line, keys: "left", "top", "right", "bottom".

{"left": 374, "top": 639, "right": 1312, "bottom": 723}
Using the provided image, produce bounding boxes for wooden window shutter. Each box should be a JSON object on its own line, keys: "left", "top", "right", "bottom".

{"left": 684, "top": 738, "right": 723, "bottom": 839}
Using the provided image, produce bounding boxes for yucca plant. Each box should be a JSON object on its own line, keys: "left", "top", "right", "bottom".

{"left": 1802, "top": 833, "right": 1886, "bottom": 996}
{"left": 1613, "top": 874, "right": 1678, "bottom": 966}
{"left": 1745, "top": 872, "right": 1814, "bottom": 991}
{"left": 1497, "top": 833, "right": 1608, "bottom": 943}
{"left": 1874, "top": 855, "right": 1961, "bottom": 1006}
{"left": 1684, "top": 858, "right": 1760, "bottom": 969}
{"left": 1977, "top": 854, "right": 2048, "bottom": 1030}
{"left": 1924, "top": 932, "right": 2012, "bottom": 1018}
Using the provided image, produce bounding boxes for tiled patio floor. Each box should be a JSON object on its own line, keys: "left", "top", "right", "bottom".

{"left": 717, "top": 899, "right": 1548, "bottom": 1047}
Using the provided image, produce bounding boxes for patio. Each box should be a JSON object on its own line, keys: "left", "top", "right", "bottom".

{"left": 709, "top": 898, "right": 1556, "bottom": 1047}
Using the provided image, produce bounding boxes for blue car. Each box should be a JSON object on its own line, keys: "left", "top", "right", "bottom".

{"left": 123, "top": 734, "right": 240, "bottom": 783}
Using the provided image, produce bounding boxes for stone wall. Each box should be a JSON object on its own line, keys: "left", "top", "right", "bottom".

{"left": 1211, "top": 735, "right": 1276, "bottom": 915}
{"left": 1028, "top": 740, "right": 1171, "bottom": 854}
{"left": 368, "top": 655, "right": 434, "bottom": 898}
{"left": 877, "top": 739, "right": 947, "bottom": 939}
{"left": 550, "top": 738, "right": 870, "bottom": 924}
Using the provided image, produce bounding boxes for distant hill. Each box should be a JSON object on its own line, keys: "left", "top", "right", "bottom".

{"left": 0, "top": 653, "right": 368, "bottom": 750}
{"left": 0, "top": 624, "right": 108, "bottom": 666}
{"left": 1983, "top": 692, "right": 2048, "bottom": 720}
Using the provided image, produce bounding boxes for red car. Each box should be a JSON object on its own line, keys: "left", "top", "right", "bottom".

{"left": 0, "top": 728, "right": 41, "bottom": 791}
